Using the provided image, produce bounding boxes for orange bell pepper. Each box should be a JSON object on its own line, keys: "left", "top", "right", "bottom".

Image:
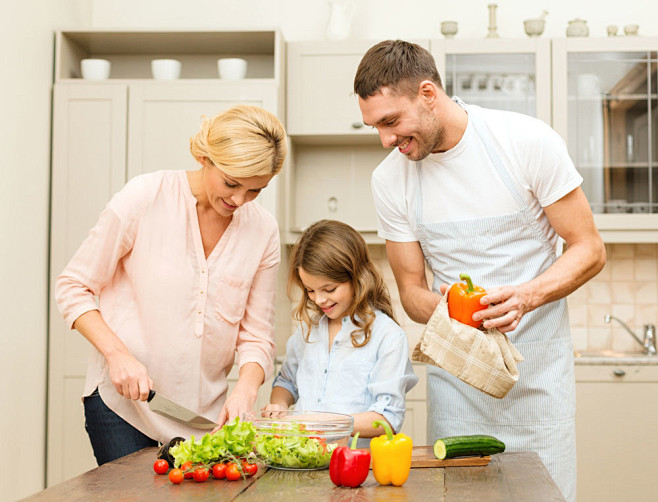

{"left": 448, "top": 273, "right": 487, "bottom": 328}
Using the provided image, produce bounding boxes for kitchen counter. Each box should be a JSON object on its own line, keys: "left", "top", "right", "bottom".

{"left": 21, "top": 447, "right": 565, "bottom": 501}
{"left": 574, "top": 351, "right": 658, "bottom": 365}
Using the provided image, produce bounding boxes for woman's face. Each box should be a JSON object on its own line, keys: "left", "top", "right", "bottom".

{"left": 203, "top": 162, "right": 272, "bottom": 217}
{"left": 298, "top": 267, "right": 355, "bottom": 321}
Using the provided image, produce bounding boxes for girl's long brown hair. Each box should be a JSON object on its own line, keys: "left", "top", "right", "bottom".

{"left": 288, "top": 220, "right": 397, "bottom": 347}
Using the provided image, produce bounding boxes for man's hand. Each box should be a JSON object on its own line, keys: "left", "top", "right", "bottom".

{"left": 473, "top": 284, "right": 533, "bottom": 333}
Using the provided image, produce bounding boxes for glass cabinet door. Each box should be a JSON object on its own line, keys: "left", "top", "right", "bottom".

{"left": 567, "top": 51, "right": 657, "bottom": 214}
{"left": 431, "top": 39, "right": 552, "bottom": 124}
{"left": 444, "top": 53, "right": 537, "bottom": 117}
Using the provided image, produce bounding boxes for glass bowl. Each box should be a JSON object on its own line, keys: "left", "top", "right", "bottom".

{"left": 242, "top": 410, "right": 353, "bottom": 470}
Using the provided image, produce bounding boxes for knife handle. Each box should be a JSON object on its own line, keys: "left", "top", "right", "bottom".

{"left": 147, "top": 389, "right": 156, "bottom": 402}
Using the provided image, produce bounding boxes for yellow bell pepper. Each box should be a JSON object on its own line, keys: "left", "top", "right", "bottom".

{"left": 370, "top": 420, "right": 413, "bottom": 486}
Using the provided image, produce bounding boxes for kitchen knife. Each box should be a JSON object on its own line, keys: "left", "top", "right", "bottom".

{"left": 147, "top": 390, "right": 217, "bottom": 430}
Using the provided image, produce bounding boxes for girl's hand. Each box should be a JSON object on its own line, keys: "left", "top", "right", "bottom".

{"left": 263, "top": 402, "right": 289, "bottom": 411}
{"left": 106, "top": 350, "right": 153, "bottom": 401}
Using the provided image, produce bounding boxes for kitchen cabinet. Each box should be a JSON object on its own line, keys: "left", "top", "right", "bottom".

{"left": 47, "top": 29, "right": 285, "bottom": 486}
{"left": 552, "top": 38, "right": 658, "bottom": 242}
{"left": 283, "top": 40, "right": 429, "bottom": 244}
{"left": 430, "top": 38, "right": 552, "bottom": 124}
{"left": 575, "top": 363, "right": 658, "bottom": 502}
{"left": 399, "top": 363, "right": 428, "bottom": 445}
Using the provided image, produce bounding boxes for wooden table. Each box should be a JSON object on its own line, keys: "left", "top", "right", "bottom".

{"left": 21, "top": 448, "right": 565, "bottom": 501}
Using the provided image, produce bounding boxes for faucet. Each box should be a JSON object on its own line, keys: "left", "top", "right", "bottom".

{"left": 604, "top": 314, "right": 656, "bottom": 355}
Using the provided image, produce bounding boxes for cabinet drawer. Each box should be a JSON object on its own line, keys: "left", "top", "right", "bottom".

{"left": 575, "top": 364, "right": 658, "bottom": 382}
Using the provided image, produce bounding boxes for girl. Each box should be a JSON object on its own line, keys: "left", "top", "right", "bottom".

{"left": 266, "top": 220, "right": 418, "bottom": 440}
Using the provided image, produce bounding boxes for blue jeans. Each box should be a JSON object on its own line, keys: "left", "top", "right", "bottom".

{"left": 83, "top": 388, "right": 158, "bottom": 465}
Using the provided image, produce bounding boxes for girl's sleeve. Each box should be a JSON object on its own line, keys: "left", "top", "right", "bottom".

{"left": 367, "top": 328, "right": 419, "bottom": 433}
{"left": 271, "top": 326, "right": 303, "bottom": 402}
{"left": 235, "top": 223, "right": 280, "bottom": 378}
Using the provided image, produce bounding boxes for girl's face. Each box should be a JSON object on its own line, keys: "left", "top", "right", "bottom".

{"left": 298, "top": 267, "right": 355, "bottom": 321}
{"left": 203, "top": 160, "right": 272, "bottom": 217}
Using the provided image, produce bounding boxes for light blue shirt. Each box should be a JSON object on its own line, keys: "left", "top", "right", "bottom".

{"left": 272, "top": 310, "right": 418, "bottom": 435}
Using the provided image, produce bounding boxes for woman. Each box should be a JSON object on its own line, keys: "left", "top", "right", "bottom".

{"left": 55, "top": 104, "right": 287, "bottom": 465}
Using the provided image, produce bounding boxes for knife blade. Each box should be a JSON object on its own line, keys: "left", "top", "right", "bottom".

{"left": 147, "top": 390, "right": 217, "bottom": 430}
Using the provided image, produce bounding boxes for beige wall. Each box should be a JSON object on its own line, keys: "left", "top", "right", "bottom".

{"left": 0, "top": 1, "right": 90, "bottom": 499}
{"left": 90, "top": 0, "right": 657, "bottom": 40}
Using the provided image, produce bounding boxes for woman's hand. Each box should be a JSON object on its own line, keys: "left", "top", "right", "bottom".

{"left": 214, "top": 390, "right": 257, "bottom": 432}
{"left": 106, "top": 349, "right": 153, "bottom": 401}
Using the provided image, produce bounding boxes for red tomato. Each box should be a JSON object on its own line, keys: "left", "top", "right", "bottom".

{"left": 181, "top": 461, "right": 194, "bottom": 479}
{"left": 242, "top": 461, "right": 258, "bottom": 477}
{"left": 192, "top": 467, "right": 210, "bottom": 483}
{"left": 153, "top": 459, "right": 169, "bottom": 475}
{"left": 212, "top": 463, "right": 227, "bottom": 479}
{"left": 225, "top": 463, "right": 241, "bottom": 481}
{"left": 168, "top": 468, "right": 184, "bottom": 484}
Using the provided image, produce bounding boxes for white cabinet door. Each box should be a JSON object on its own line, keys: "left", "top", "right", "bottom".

{"left": 48, "top": 83, "right": 128, "bottom": 485}
{"left": 287, "top": 40, "right": 390, "bottom": 137}
{"left": 127, "top": 82, "right": 280, "bottom": 217}
{"left": 575, "top": 364, "right": 658, "bottom": 502}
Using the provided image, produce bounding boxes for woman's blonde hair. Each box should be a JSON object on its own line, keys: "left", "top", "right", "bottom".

{"left": 289, "top": 220, "right": 397, "bottom": 347}
{"left": 190, "top": 104, "right": 287, "bottom": 177}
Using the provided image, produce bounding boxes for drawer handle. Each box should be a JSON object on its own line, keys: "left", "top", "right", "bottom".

{"left": 328, "top": 196, "right": 338, "bottom": 213}
{"left": 351, "top": 122, "right": 364, "bottom": 129}
{"left": 612, "top": 369, "right": 626, "bottom": 377}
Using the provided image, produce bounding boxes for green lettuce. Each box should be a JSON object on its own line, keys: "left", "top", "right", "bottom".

{"left": 169, "top": 417, "right": 256, "bottom": 467}
{"left": 254, "top": 423, "right": 337, "bottom": 469}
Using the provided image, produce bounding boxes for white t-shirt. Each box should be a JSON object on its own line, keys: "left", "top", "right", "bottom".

{"left": 371, "top": 104, "right": 583, "bottom": 249}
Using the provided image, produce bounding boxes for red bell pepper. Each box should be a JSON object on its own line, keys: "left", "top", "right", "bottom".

{"left": 329, "top": 432, "right": 371, "bottom": 488}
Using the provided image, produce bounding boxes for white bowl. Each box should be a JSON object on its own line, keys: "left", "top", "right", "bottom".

{"left": 218, "top": 58, "right": 247, "bottom": 80}
{"left": 151, "top": 59, "right": 181, "bottom": 80}
{"left": 80, "top": 59, "right": 111, "bottom": 80}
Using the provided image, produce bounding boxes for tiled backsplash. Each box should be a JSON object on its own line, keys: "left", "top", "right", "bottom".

{"left": 568, "top": 243, "right": 658, "bottom": 353}
{"left": 370, "top": 243, "right": 658, "bottom": 354}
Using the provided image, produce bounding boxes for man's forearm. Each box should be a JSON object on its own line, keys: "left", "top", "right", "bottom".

{"left": 399, "top": 283, "right": 442, "bottom": 325}
{"left": 522, "top": 239, "right": 606, "bottom": 311}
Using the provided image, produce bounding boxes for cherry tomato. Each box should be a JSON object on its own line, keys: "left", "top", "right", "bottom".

{"left": 192, "top": 467, "right": 210, "bottom": 483}
{"left": 242, "top": 461, "right": 258, "bottom": 477}
{"left": 212, "top": 463, "right": 227, "bottom": 479}
{"left": 225, "top": 463, "right": 241, "bottom": 481}
{"left": 153, "top": 459, "right": 169, "bottom": 475}
{"left": 181, "top": 461, "right": 194, "bottom": 479}
{"left": 168, "top": 468, "right": 184, "bottom": 484}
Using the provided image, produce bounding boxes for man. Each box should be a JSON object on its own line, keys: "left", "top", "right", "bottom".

{"left": 354, "top": 40, "right": 605, "bottom": 502}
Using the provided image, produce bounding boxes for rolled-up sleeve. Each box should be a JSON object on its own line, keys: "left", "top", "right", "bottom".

{"left": 235, "top": 225, "right": 280, "bottom": 378}
{"left": 271, "top": 328, "right": 302, "bottom": 401}
{"left": 367, "top": 330, "right": 418, "bottom": 432}
{"left": 55, "top": 206, "right": 134, "bottom": 329}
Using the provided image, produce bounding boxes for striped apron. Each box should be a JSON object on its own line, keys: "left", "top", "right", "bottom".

{"left": 418, "top": 101, "right": 576, "bottom": 501}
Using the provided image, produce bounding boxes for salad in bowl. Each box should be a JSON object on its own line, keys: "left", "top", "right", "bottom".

{"left": 242, "top": 410, "right": 354, "bottom": 470}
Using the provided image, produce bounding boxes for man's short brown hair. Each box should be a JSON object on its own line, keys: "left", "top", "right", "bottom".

{"left": 354, "top": 40, "right": 443, "bottom": 99}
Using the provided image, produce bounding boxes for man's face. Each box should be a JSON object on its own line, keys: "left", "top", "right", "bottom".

{"left": 358, "top": 86, "right": 445, "bottom": 161}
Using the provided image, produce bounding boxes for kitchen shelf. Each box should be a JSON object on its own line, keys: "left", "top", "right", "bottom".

{"left": 55, "top": 29, "right": 284, "bottom": 81}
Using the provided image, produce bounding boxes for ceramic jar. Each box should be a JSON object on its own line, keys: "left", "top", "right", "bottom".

{"left": 567, "top": 18, "right": 589, "bottom": 37}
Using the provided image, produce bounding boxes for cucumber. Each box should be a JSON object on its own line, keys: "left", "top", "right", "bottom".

{"left": 433, "top": 434, "right": 505, "bottom": 459}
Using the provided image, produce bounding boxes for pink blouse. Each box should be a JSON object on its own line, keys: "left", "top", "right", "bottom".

{"left": 55, "top": 170, "right": 279, "bottom": 442}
